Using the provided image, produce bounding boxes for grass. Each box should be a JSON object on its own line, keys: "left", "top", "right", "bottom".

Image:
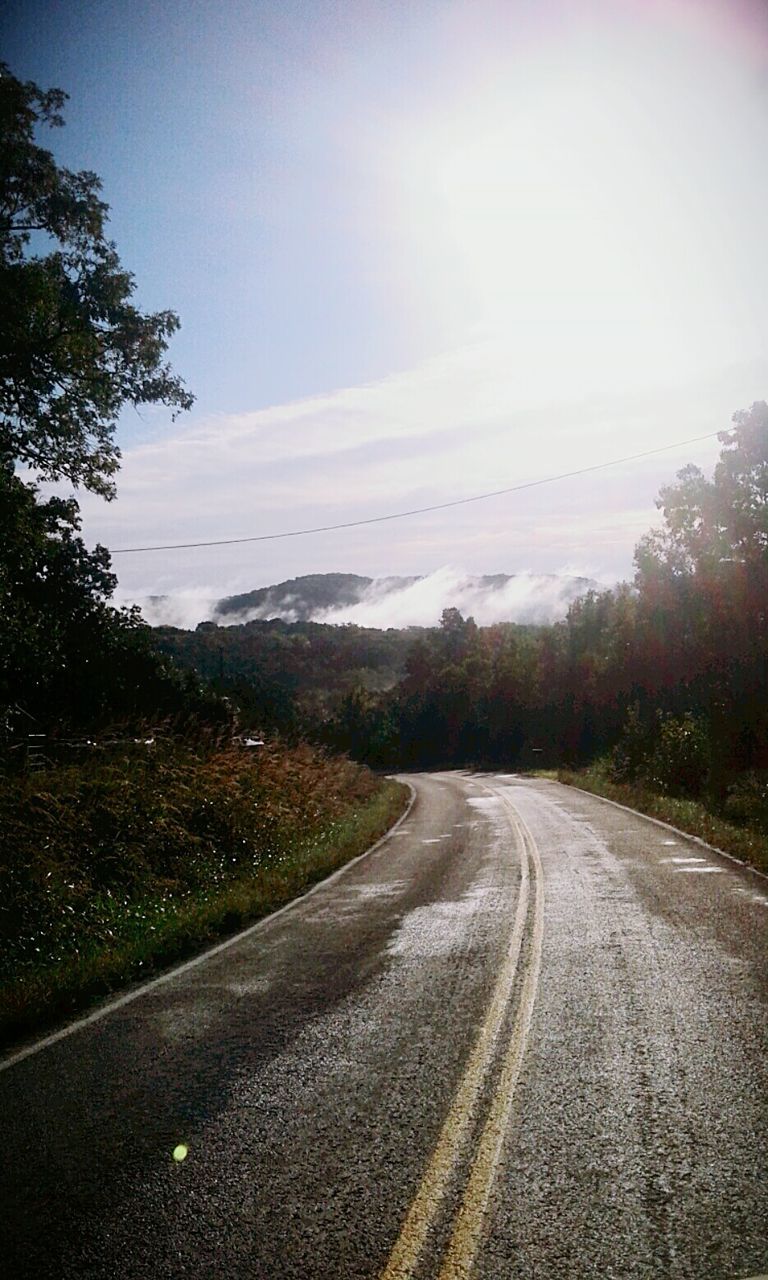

{"left": 0, "top": 740, "right": 409, "bottom": 1050}
{"left": 557, "top": 762, "right": 768, "bottom": 876}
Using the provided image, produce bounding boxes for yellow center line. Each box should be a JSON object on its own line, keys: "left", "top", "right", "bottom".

{"left": 438, "top": 798, "right": 544, "bottom": 1278}
{"left": 380, "top": 784, "right": 539, "bottom": 1280}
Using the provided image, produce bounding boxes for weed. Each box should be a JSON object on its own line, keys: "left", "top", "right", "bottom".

{"left": 0, "top": 740, "right": 408, "bottom": 1047}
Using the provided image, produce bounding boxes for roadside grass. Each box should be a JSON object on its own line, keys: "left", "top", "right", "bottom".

{"left": 0, "top": 741, "right": 408, "bottom": 1050}
{"left": 558, "top": 762, "right": 768, "bottom": 876}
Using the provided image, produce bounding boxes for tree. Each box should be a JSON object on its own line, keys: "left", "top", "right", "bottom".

{"left": 713, "top": 401, "right": 768, "bottom": 566}
{"left": 0, "top": 62, "right": 193, "bottom": 497}
{"left": 0, "top": 463, "right": 114, "bottom": 733}
{"left": 0, "top": 462, "right": 229, "bottom": 743}
{"left": 630, "top": 404, "right": 768, "bottom": 796}
{"left": 634, "top": 402, "right": 768, "bottom": 580}
{"left": 0, "top": 65, "right": 219, "bottom": 744}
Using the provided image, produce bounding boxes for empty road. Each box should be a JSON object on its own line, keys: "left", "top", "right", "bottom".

{"left": 2, "top": 772, "right": 767, "bottom": 1278}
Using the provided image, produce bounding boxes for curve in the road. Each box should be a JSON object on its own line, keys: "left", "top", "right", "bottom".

{"left": 3, "top": 771, "right": 766, "bottom": 1280}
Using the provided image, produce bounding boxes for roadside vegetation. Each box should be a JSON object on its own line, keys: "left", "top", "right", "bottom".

{"left": 160, "top": 406, "right": 768, "bottom": 877}
{"left": 151, "top": 406, "right": 768, "bottom": 877}
{"left": 558, "top": 760, "right": 768, "bottom": 876}
{"left": 0, "top": 67, "right": 408, "bottom": 1050}
{"left": 0, "top": 738, "right": 407, "bottom": 1046}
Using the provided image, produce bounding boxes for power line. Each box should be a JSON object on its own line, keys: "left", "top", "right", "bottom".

{"left": 110, "top": 429, "right": 721, "bottom": 554}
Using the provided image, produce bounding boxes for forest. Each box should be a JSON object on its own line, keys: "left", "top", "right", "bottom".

{"left": 0, "top": 63, "right": 405, "bottom": 1043}
{"left": 156, "top": 403, "right": 768, "bottom": 829}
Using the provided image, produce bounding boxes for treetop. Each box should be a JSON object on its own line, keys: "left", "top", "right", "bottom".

{"left": 0, "top": 61, "right": 193, "bottom": 498}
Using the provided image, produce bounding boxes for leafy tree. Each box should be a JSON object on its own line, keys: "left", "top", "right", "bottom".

{"left": 635, "top": 401, "right": 768, "bottom": 580}
{"left": 0, "top": 62, "right": 193, "bottom": 497}
{"left": 0, "top": 465, "right": 228, "bottom": 744}
{"left": 631, "top": 404, "right": 768, "bottom": 795}
{"left": 0, "top": 64, "right": 220, "bottom": 745}
{"left": 714, "top": 401, "right": 768, "bottom": 565}
{"left": 326, "top": 687, "right": 397, "bottom": 767}
{"left": 438, "top": 606, "right": 478, "bottom": 661}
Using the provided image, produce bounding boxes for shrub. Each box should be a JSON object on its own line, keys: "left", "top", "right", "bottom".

{"left": 609, "top": 702, "right": 654, "bottom": 783}
{"left": 0, "top": 737, "right": 379, "bottom": 978}
{"left": 723, "top": 770, "right": 768, "bottom": 833}
{"left": 610, "top": 704, "right": 708, "bottom": 798}
{"left": 645, "top": 712, "right": 709, "bottom": 798}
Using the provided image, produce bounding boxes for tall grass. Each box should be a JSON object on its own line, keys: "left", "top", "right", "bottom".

{"left": 0, "top": 739, "right": 408, "bottom": 1047}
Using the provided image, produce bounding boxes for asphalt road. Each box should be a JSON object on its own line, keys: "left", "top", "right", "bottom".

{"left": 1, "top": 772, "right": 767, "bottom": 1279}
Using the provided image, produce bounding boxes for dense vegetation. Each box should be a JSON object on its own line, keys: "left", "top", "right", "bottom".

{"left": 157, "top": 406, "right": 768, "bottom": 844}
{"left": 0, "top": 61, "right": 218, "bottom": 749}
{"left": 0, "top": 740, "right": 404, "bottom": 1042}
{"left": 0, "top": 465, "right": 231, "bottom": 752}
{"left": 0, "top": 64, "right": 407, "bottom": 1043}
{"left": 154, "top": 618, "right": 422, "bottom": 737}
{"left": 389, "top": 405, "right": 767, "bottom": 837}
{"left": 341, "top": 403, "right": 768, "bottom": 812}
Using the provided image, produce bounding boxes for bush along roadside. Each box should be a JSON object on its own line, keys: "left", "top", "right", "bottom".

{"left": 0, "top": 739, "right": 409, "bottom": 1049}
{"left": 558, "top": 759, "right": 768, "bottom": 877}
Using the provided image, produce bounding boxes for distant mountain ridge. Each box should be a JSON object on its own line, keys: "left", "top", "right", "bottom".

{"left": 211, "top": 570, "right": 598, "bottom": 626}
{"left": 216, "top": 574, "right": 401, "bottom": 620}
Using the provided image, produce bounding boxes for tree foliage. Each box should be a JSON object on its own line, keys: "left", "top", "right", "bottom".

{"left": 0, "top": 465, "right": 228, "bottom": 744}
{"left": 635, "top": 401, "right": 768, "bottom": 579}
{"left": 0, "top": 64, "right": 222, "bottom": 746}
{"left": 0, "top": 62, "right": 193, "bottom": 497}
{"left": 212, "top": 407, "right": 766, "bottom": 814}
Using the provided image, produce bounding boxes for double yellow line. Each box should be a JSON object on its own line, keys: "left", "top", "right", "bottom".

{"left": 380, "top": 786, "right": 544, "bottom": 1280}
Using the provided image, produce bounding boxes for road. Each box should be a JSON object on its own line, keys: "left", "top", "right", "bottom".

{"left": 1, "top": 772, "right": 767, "bottom": 1279}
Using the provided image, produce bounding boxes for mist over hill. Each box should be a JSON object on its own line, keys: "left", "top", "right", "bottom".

{"left": 139, "top": 567, "right": 600, "bottom": 630}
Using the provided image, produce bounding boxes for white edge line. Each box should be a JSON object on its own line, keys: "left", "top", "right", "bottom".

{"left": 558, "top": 782, "right": 768, "bottom": 885}
{"left": 0, "top": 778, "right": 417, "bottom": 1075}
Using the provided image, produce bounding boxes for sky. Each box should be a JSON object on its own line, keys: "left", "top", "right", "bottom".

{"left": 4, "top": 0, "right": 768, "bottom": 624}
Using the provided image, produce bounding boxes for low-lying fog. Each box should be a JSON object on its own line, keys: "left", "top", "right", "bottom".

{"left": 130, "top": 566, "right": 603, "bottom": 631}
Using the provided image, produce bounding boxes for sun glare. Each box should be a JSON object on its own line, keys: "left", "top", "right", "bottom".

{"left": 387, "top": 32, "right": 765, "bottom": 395}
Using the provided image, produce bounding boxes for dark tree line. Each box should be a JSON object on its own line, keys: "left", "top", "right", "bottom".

{"left": 322, "top": 405, "right": 768, "bottom": 810}
{"left": 152, "top": 404, "right": 768, "bottom": 814}
{"left": 154, "top": 618, "right": 419, "bottom": 740}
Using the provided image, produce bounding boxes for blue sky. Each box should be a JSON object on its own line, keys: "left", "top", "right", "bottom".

{"left": 4, "top": 0, "right": 768, "bottom": 621}
{"left": 3, "top": 0, "right": 451, "bottom": 415}
{"left": 3, "top": 0, "right": 430, "bottom": 409}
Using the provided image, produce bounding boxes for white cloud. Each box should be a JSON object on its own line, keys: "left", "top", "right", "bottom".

{"left": 130, "top": 589, "right": 221, "bottom": 631}
{"left": 130, "top": 566, "right": 600, "bottom": 631}
{"left": 76, "top": 341, "right": 766, "bottom": 604}
{"left": 314, "top": 567, "right": 598, "bottom": 629}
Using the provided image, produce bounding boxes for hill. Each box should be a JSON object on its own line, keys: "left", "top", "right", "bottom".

{"left": 213, "top": 570, "right": 597, "bottom": 625}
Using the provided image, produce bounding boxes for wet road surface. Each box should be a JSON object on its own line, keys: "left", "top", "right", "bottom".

{"left": 1, "top": 773, "right": 767, "bottom": 1278}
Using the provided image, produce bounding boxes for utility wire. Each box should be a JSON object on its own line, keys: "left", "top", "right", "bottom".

{"left": 110, "top": 429, "right": 721, "bottom": 554}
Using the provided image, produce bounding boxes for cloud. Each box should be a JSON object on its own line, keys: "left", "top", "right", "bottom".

{"left": 314, "top": 567, "right": 597, "bottom": 628}
{"left": 133, "top": 567, "right": 602, "bottom": 631}
{"left": 128, "top": 589, "right": 220, "bottom": 631}
{"left": 76, "top": 341, "right": 766, "bottom": 601}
